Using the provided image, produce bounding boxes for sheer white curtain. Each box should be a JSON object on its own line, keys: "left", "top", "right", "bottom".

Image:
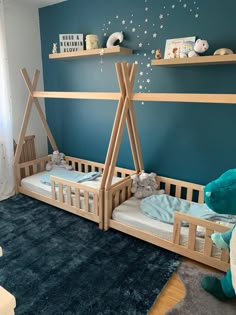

{"left": 0, "top": 0, "right": 15, "bottom": 200}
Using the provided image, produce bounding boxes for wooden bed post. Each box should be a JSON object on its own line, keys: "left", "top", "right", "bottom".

{"left": 14, "top": 69, "right": 58, "bottom": 192}
{"left": 21, "top": 68, "right": 58, "bottom": 152}
{"left": 122, "top": 62, "right": 144, "bottom": 172}
{"left": 105, "top": 62, "right": 144, "bottom": 190}
{"left": 14, "top": 69, "right": 39, "bottom": 167}
{"left": 100, "top": 63, "right": 126, "bottom": 190}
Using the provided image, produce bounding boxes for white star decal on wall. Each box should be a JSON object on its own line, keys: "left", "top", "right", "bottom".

{"left": 101, "top": 0, "right": 201, "bottom": 95}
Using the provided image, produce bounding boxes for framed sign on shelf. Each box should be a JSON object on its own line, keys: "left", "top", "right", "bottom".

{"left": 164, "top": 36, "right": 196, "bottom": 59}
{"left": 59, "top": 34, "right": 84, "bottom": 53}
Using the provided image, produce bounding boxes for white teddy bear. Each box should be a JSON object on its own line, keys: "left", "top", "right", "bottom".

{"left": 131, "top": 171, "right": 165, "bottom": 199}
{"left": 46, "top": 150, "right": 72, "bottom": 171}
{"left": 179, "top": 38, "right": 209, "bottom": 58}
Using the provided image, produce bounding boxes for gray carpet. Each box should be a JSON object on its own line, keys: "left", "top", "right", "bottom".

{"left": 166, "top": 261, "right": 236, "bottom": 315}
{"left": 0, "top": 194, "right": 181, "bottom": 315}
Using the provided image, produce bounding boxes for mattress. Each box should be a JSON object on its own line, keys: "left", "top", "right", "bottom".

{"left": 21, "top": 171, "right": 122, "bottom": 212}
{"left": 112, "top": 197, "right": 223, "bottom": 258}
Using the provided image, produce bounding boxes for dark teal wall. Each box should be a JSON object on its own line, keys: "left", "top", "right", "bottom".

{"left": 39, "top": 0, "right": 236, "bottom": 185}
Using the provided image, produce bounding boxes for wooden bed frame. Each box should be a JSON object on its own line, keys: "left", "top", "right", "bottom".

{"left": 16, "top": 154, "right": 134, "bottom": 229}
{"left": 14, "top": 64, "right": 140, "bottom": 229}
{"left": 15, "top": 61, "right": 235, "bottom": 270}
{"left": 105, "top": 175, "right": 230, "bottom": 272}
{"left": 103, "top": 62, "right": 236, "bottom": 271}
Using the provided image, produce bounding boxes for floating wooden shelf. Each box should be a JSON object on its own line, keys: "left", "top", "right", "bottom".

{"left": 151, "top": 54, "right": 236, "bottom": 67}
{"left": 49, "top": 46, "right": 133, "bottom": 60}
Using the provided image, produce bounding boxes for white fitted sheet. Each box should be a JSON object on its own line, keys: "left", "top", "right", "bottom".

{"left": 112, "top": 197, "right": 222, "bottom": 258}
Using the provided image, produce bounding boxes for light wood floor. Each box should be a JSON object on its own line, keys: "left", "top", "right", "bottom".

{"left": 149, "top": 258, "right": 218, "bottom": 315}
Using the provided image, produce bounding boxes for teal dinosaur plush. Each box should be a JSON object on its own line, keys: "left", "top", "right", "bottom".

{"left": 201, "top": 169, "right": 236, "bottom": 301}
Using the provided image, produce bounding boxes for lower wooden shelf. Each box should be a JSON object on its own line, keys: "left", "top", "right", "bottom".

{"left": 151, "top": 54, "right": 236, "bottom": 66}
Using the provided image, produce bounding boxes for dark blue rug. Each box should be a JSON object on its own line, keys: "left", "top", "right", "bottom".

{"left": 0, "top": 194, "right": 181, "bottom": 315}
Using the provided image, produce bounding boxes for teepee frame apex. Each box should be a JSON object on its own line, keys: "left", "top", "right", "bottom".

{"left": 14, "top": 62, "right": 144, "bottom": 192}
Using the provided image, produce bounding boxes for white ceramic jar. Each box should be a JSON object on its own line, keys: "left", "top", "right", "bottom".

{"left": 86, "top": 34, "right": 99, "bottom": 50}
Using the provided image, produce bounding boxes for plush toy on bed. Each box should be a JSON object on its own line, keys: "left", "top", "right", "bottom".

{"left": 201, "top": 169, "right": 236, "bottom": 301}
{"left": 46, "top": 150, "right": 72, "bottom": 171}
{"left": 131, "top": 171, "right": 165, "bottom": 199}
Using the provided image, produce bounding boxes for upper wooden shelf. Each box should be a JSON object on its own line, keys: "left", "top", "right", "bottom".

{"left": 151, "top": 54, "right": 236, "bottom": 67}
{"left": 49, "top": 46, "right": 133, "bottom": 60}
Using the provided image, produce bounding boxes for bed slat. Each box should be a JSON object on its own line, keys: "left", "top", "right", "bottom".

{"left": 59, "top": 183, "right": 63, "bottom": 202}
{"left": 51, "top": 182, "right": 56, "bottom": 199}
{"left": 204, "top": 228, "right": 213, "bottom": 256}
{"left": 188, "top": 224, "right": 197, "bottom": 250}
{"left": 165, "top": 183, "right": 170, "bottom": 195}
{"left": 84, "top": 191, "right": 89, "bottom": 212}
{"left": 66, "top": 186, "right": 72, "bottom": 206}
{"left": 93, "top": 195, "right": 98, "bottom": 216}
{"left": 114, "top": 191, "right": 120, "bottom": 208}
{"left": 121, "top": 187, "right": 126, "bottom": 203}
{"left": 198, "top": 191, "right": 204, "bottom": 203}
{"left": 75, "top": 188, "right": 81, "bottom": 209}
{"left": 173, "top": 217, "right": 181, "bottom": 244}
{"left": 186, "top": 189, "right": 193, "bottom": 201}
{"left": 175, "top": 186, "right": 181, "bottom": 198}
{"left": 220, "top": 249, "right": 229, "bottom": 262}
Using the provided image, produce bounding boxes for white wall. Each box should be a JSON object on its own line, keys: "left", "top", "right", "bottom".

{"left": 4, "top": 1, "right": 48, "bottom": 158}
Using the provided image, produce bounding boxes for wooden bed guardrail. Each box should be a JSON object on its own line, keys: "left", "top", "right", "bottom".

{"left": 50, "top": 175, "right": 101, "bottom": 217}
{"left": 65, "top": 156, "right": 135, "bottom": 178}
{"left": 156, "top": 175, "right": 204, "bottom": 203}
{"left": 14, "top": 135, "right": 36, "bottom": 163}
{"left": 105, "top": 173, "right": 231, "bottom": 271}
{"left": 173, "top": 212, "right": 229, "bottom": 260}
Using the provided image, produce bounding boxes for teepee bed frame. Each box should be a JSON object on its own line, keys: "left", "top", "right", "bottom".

{"left": 14, "top": 64, "right": 139, "bottom": 229}
{"left": 103, "top": 62, "right": 236, "bottom": 272}
{"left": 15, "top": 62, "right": 235, "bottom": 271}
